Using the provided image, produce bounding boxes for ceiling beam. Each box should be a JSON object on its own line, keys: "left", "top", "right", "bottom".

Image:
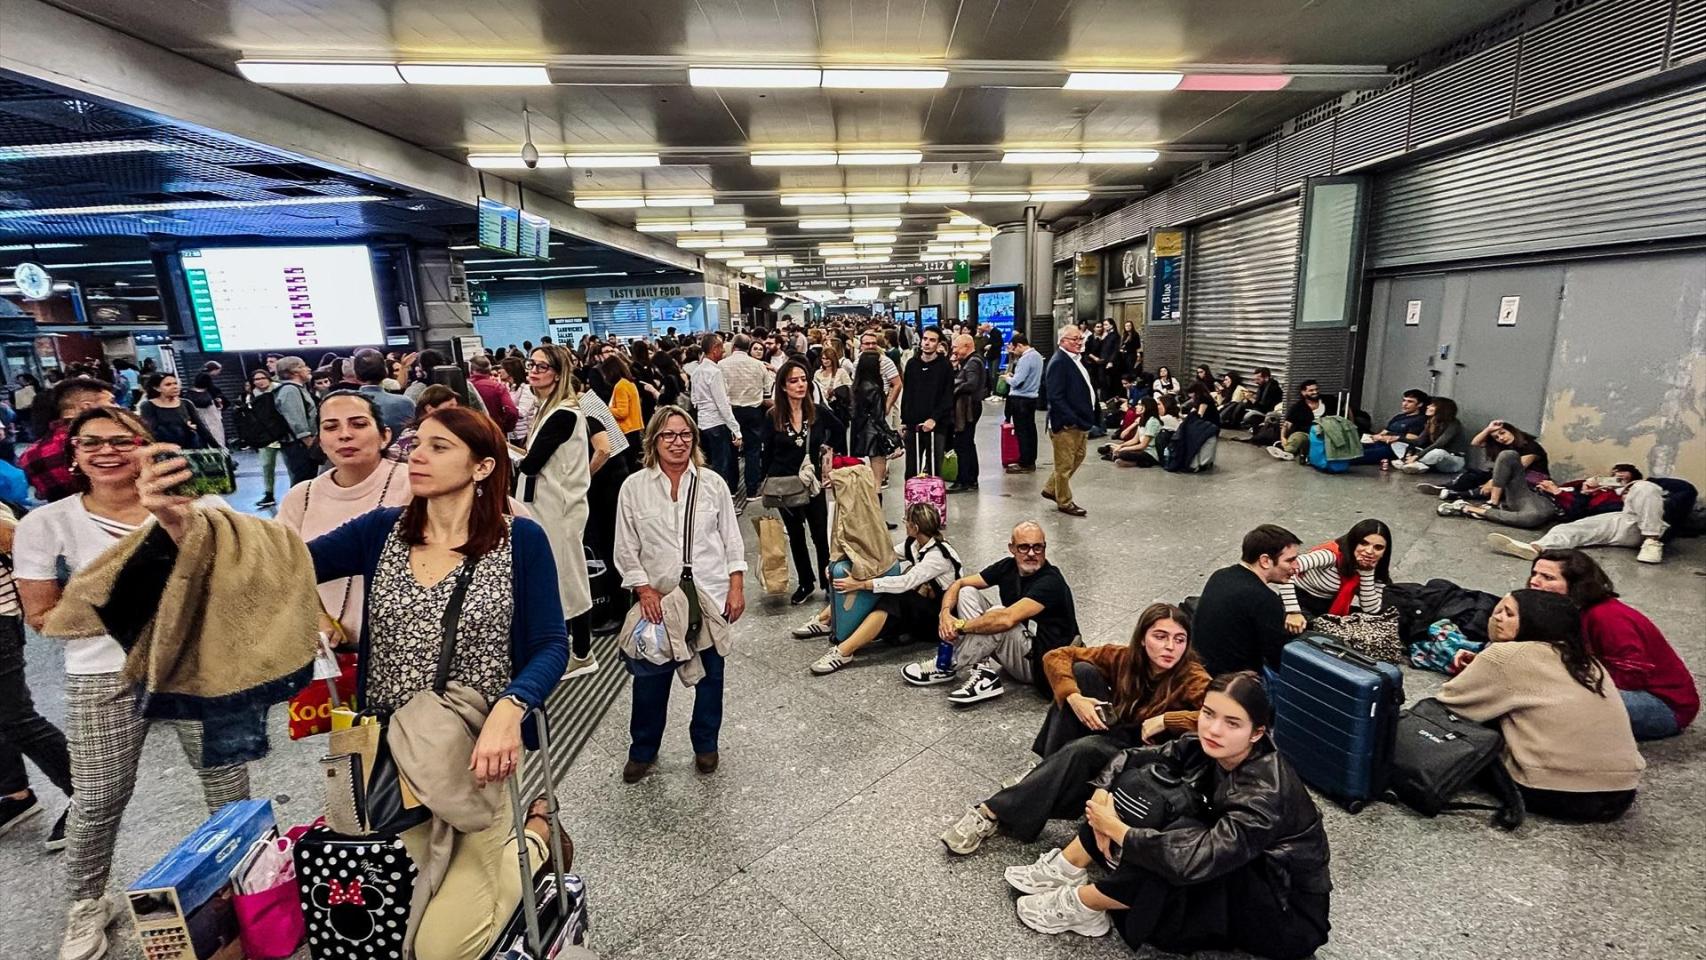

{"left": 0, "top": 0, "right": 707, "bottom": 274}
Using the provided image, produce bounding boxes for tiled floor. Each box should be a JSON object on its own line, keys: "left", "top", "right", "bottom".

{"left": 2, "top": 418, "right": 1702, "bottom": 959}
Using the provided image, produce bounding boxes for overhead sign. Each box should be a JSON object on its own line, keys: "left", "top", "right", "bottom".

{"left": 778, "top": 259, "right": 959, "bottom": 287}
{"left": 12, "top": 262, "right": 52, "bottom": 300}
{"left": 1107, "top": 240, "right": 1146, "bottom": 291}
{"left": 1149, "top": 229, "right": 1186, "bottom": 324}
{"left": 585, "top": 284, "right": 693, "bottom": 301}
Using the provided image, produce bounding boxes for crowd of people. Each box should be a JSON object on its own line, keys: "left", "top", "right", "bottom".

{"left": 0, "top": 311, "right": 1696, "bottom": 960}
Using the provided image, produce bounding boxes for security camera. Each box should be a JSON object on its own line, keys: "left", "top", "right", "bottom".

{"left": 521, "top": 141, "right": 540, "bottom": 169}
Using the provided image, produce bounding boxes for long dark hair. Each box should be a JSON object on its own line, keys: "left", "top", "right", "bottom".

{"left": 397, "top": 407, "right": 512, "bottom": 558}
{"left": 1136, "top": 395, "right": 1161, "bottom": 425}
{"left": 1333, "top": 518, "right": 1394, "bottom": 583}
{"left": 1536, "top": 549, "right": 1618, "bottom": 608}
{"left": 1112, "top": 603, "right": 1200, "bottom": 724}
{"left": 1208, "top": 670, "right": 1273, "bottom": 731}
{"left": 769, "top": 358, "right": 816, "bottom": 429}
{"left": 1425, "top": 396, "right": 1460, "bottom": 444}
{"left": 1507, "top": 589, "right": 1604, "bottom": 695}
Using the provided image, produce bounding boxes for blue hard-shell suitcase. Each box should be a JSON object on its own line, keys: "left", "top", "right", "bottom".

{"left": 828, "top": 559, "right": 903, "bottom": 642}
{"left": 1271, "top": 634, "right": 1404, "bottom": 812}
{"left": 1307, "top": 425, "right": 1351, "bottom": 473}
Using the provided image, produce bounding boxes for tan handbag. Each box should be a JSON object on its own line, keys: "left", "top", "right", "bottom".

{"left": 754, "top": 515, "right": 789, "bottom": 594}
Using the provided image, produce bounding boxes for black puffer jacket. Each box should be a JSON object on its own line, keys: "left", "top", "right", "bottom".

{"left": 1094, "top": 735, "right": 1332, "bottom": 898}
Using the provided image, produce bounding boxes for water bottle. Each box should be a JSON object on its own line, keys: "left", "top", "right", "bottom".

{"left": 935, "top": 639, "right": 955, "bottom": 673}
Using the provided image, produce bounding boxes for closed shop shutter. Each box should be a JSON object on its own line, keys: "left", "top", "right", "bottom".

{"left": 587, "top": 299, "right": 652, "bottom": 340}
{"left": 1370, "top": 79, "right": 1706, "bottom": 269}
{"left": 474, "top": 282, "right": 547, "bottom": 350}
{"left": 1184, "top": 199, "right": 1301, "bottom": 386}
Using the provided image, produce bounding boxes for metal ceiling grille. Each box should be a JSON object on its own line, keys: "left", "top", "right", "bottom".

{"left": 1184, "top": 199, "right": 1302, "bottom": 387}
{"left": 1229, "top": 144, "right": 1280, "bottom": 205}
{"left": 1370, "top": 78, "right": 1706, "bottom": 267}
{"left": 1515, "top": 0, "right": 1672, "bottom": 112}
{"left": 1672, "top": 0, "right": 1706, "bottom": 62}
{"left": 1409, "top": 39, "right": 1520, "bottom": 147}
{"left": 1333, "top": 84, "right": 1413, "bottom": 171}
{"left": 1276, "top": 120, "right": 1336, "bottom": 190}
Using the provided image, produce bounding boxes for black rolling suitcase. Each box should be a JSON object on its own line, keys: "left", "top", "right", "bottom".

{"left": 1270, "top": 635, "right": 1404, "bottom": 812}
{"left": 487, "top": 707, "right": 589, "bottom": 959}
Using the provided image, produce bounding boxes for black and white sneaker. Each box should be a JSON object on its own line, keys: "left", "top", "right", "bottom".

{"left": 45, "top": 808, "right": 68, "bottom": 852}
{"left": 791, "top": 617, "right": 833, "bottom": 639}
{"left": 901, "top": 659, "right": 959, "bottom": 686}
{"left": 946, "top": 664, "right": 1005, "bottom": 705}
{"left": 0, "top": 791, "right": 42, "bottom": 838}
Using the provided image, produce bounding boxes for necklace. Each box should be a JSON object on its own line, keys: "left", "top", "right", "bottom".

{"left": 308, "top": 461, "right": 400, "bottom": 631}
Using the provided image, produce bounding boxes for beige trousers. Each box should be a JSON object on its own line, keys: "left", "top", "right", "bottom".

{"left": 1043, "top": 428, "right": 1088, "bottom": 509}
{"left": 400, "top": 791, "right": 549, "bottom": 960}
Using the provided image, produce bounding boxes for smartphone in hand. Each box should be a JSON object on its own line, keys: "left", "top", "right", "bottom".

{"left": 153, "top": 449, "right": 237, "bottom": 498}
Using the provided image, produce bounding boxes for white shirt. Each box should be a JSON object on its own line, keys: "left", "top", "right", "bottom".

{"left": 1063, "top": 349, "right": 1096, "bottom": 398}
{"left": 872, "top": 537, "right": 962, "bottom": 596}
{"left": 720, "top": 351, "right": 770, "bottom": 408}
{"left": 15, "top": 493, "right": 227, "bottom": 674}
{"left": 689, "top": 358, "right": 737, "bottom": 431}
{"left": 614, "top": 465, "right": 748, "bottom": 609}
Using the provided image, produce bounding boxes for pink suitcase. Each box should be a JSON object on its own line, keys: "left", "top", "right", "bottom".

{"left": 1000, "top": 422, "right": 1020, "bottom": 467}
{"left": 904, "top": 474, "right": 947, "bottom": 524}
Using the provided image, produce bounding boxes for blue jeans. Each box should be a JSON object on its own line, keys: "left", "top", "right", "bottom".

{"left": 1621, "top": 689, "right": 1681, "bottom": 741}
{"left": 628, "top": 647, "right": 725, "bottom": 762}
{"left": 701, "top": 424, "right": 739, "bottom": 493}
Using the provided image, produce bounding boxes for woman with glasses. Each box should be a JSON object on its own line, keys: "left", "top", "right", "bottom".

{"left": 14, "top": 407, "right": 250, "bottom": 960}
{"left": 515, "top": 345, "right": 608, "bottom": 680}
{"left": 760, "top": 359, "right": 844, "bottom": 606}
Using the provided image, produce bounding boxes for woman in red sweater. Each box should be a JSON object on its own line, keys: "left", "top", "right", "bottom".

{"left": 1528, "top": 549, "right": 1697, "bottom": 740}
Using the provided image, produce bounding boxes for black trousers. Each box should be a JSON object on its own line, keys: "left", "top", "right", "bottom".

{"left": 1005, "top": 396, "right": 1039, "bottom": 467}
{"left": 1519, "top": 782, "right": 1636, "bottom": 822}
{"left": 0, "top": 616, "right": 72, "bottom": 797}
{"left": 732, "top": 406, "right": 765, "bottom": 497}
{"left": 585, "top": 462, "right": 628, "bottom": 629}
{"left": 1077, "top": 826, "right": 1331, "bottom": 960}
{"left": 1031, "top": 661, "right": 1129, "bottom": 758}
{"left": 952, "top": 413, "right": 981, "bottom": 486}
{"left": 984, "top": 733, "right": 1129, "bottom": 842}
{"left": 281, "top": 440, "right": 318, "bottom": 486}
{"left": 904, "top": 429, "right": 945, "bottom": 478}
{"left": 872, "top": 589, "right": 940, "bottom": 641}
{"left": 781, "top": 491, "right": 831, "bottom": 591}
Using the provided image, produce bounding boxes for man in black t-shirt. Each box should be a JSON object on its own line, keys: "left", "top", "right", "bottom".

{"left": 1268, "top": 380, "right": 1325, "bottom": 462}
{"left": 1192, "top": 524, "right": 1302, "bottom": 678}
{"left": 902, "top": 520, "right": 1079, "bottom": 705}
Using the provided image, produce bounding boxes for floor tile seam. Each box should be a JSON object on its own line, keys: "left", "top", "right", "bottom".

{"left": 723, "top": 645, "right": 960, "bottom": 750}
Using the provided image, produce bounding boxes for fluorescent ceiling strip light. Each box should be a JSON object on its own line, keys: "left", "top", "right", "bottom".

{"left": 820, "top": 246, "right": 891, "bottom": 256}
{"left": 752, "top": 152, "right": 837, "bottom": 166}
{"left": 742, "top": 266, "right": 765, "bottom": 274}
{"left": 31, "top": 260, "right": 151, "bottom": 269}
{"left": 967, "top": 193, "right": 1030, "bottom": 202}
{"left": 681, "top": 220, "right": 747, "bottom": 231}
{"left": 1029, "top": 190, "right": 1090, "bottom": 202}
{"left": 1177, "top": 73, "right": 1292, "bottom": 91}
{"left": 1079, "top": 149, "right": 1159, "bottom": 164}
{"left": 644, "top": 196, "right": 714, "bottom": 207}
{"left": 635, "top": 221, "right": 692, "bottom": 233}
{"left": 450, "top": 244, "right": 480, "bottom": 250}
{"left": 907, "top": 191, "right": 970, "bottom": 203}
{"left": 947, "top": 214, "right": 981, "bottom": 226}
{"left": 565, "top": 154, "right": 662, "bottom": 168}
{"left": 824, "top": 257, "right": 863, "bottom": 265}
{"left": 851, "top": 234, "right": 896, "bottom": 244}
{"left": 726, "top": 259, "right": 762, "bottom": 267}
{"left": 0, "top": 243, "right": 80, "bottom": 252}
{"left": 1063, "top": 71, "right": 1182, "bottom": 91}
{"left": 781, "top": 194, "right": 848, "bottom": 205}
{"left": 0, "top": 140, "right": 179, "bottom": 161}
{"left": 797, "top": 217, "right": 852, "bottom": 229}
{"left": 236, "top": 60, "right": 403, "bottom": 84}
{"left": 572, "top": 197, "right": 645, "bottom": 209}
{"left": 851, "top": 216, "right": 903, "bottom": 228}
{"left": 498, "top": 271, "right": 626, "bottom": 280}
{"left": 0, "top": 195, "right": 382, "bottom": 219}
{"left": 463, "top": 257, "right": 537, "bottom": 264}
{"left": 689, "top": 66, "right": 821, "bottom": 87}
{"left": 837, "top": 151, "right": 924, "bottom": 165}
{"left": 465, "top": 264, "right": 603, "bottom": 274}
{"left": 933, "top": 229, "right": 988, "bottom": 241}
{"left": 820, "top": 68, "right": 949, "bottom": 89}
{"left": 847, "top": 193, "right": 911, "bottom": 205}
{"left": 676, "top": 238, "right": 721, "bottom": 248}
{"left": 396, "top": 63, "right": 551, "bottom": 85}
{"left": 1002, "top": 150, "right": 1082, "bottom": 164}
{"left": 467, "top": 154, "right": 568, "bottom": 170}
{"left": 705, "top": 250, "right": 745, "bottom": 259}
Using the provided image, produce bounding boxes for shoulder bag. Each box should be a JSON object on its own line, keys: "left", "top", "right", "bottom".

{"left": 1310, "top": 609, "right": 1405, "bottom": 665}
{"left": 624, "top": 471, "right": 713, "bottom": 674}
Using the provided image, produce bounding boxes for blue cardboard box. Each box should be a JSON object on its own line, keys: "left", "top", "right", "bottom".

{"left": 129, "top": 798, "right": 276, "bottom": 919}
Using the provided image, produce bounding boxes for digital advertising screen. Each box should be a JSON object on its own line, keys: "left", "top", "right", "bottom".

{"left": 974, "top": 285, "right": 1022, "bottom": 368}
{"left": 518, "top": 211, "right": 551, "bottom": 261}
{"left": 894, "top": 309, "right": 917, "bottom": 328}
{"left": 919, "top": 305, "right": 940, "bottom": 327}
{"left": 181, "top": 245, "right": 385, "bottom": 352}
{"left": 478, "top": 197, "right": 521, "bottom": 254}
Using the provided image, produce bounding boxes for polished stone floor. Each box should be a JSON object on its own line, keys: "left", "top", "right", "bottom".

{"left": 2, "top": 417, "right": 1702, "bottom": 960}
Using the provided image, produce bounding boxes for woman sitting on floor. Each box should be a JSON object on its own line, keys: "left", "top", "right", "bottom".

{"left": 805, "top": 502, "right": 962, "bottom": 675}
{"left": 1437, "top": 589, "right": 1645, "bottom": 822}
{"left": 1276, "top": 519, "right": 1393, "bottom": 634}
{"left": 1426, "top": 420, "right": 1556, "bottom": 529}
{"left": 1005, "top": 672, "right": 1331, "bottom": 960}
{"left": 939, "top": 603, "right": 1209, "bottom": 855}
{"left": 1395, "top": 397, "right": 1467, "bottom": 474}
{"left": 1098, "top": 396, "right": 1163, "bottom": 466}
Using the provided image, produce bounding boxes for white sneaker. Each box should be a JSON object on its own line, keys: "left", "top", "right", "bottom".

{"left": 1486, "top": 533, "right": 1540, "bottom": 561}
{"left": 1637, "top": 539, "right": 1664, "bottom": 564}
{"left": 1437, "top": 499, "right": 1472, "bottom": 517}
{"left": 1416, "top": 482, "right": 1449, "bottom": 498}
{"left": 1266, "top": 444, "right": 1295, "bottom": 461}
{"left": 809, "top": 647, "right": 853, "bottom": 675}
{"left": 1397, "top": 461, "right": 1429, "bottom": 474}
{"left": 1005, "top": 847, "right": 1088, "bottom": 895}
{"left": 562, "top": 653, "right": 599, "bottom": 680}
{"left": 940, "top": 806, "right": 999, "bottom": 855}
{"left": 1016, "top": 885, "right": 1112, "bottom": 937}
{"left": 946, "top": 663, "right": 1005, "bottom": 705}
{"left": 901, "top": 658, "right": 959, "bottom": 686}
{"left": 791, "top": 617, "right": 833, "bottom": 639}
{"left": 60, "top": 897, "right": 118, "bottom": 960}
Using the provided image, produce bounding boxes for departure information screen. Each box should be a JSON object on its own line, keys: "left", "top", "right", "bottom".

{"left": 518, "top": 210, "right": 551, "bottom": 260}
{"left": 182, "top": 245, "right": 385, "bottom": 352}
{"left": 478, "top": 197, "right": 520, "bottom": 254}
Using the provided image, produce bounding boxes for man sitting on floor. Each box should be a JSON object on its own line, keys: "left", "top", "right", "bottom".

{"left": 1487, "top": 464, "right": 1683, "bottom": 566}
{"left": 1358, "top": 388, "right": 1429, "bottom": 464}
{"left": 902, "top": 520, "right": 1079, "bottom": 706}
{"left": 1191, "top": 524, "right": 1302, "bottom": 678}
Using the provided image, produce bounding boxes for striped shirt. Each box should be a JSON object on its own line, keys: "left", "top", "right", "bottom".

{"left": 1276, "top": 547, "right": 1386, "bottom": 615}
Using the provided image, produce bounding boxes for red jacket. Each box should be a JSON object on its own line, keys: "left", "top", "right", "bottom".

{"left": 470, "top": 373, "right": 518, "bottom": 435}
{"left": 1583, "top": 598, "right": 1698, "bottom": 729}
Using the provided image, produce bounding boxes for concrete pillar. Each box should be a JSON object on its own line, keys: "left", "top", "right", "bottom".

{"left": 927, "top": 284, "right": 958, "bottom": 320}
{"left": 414, "top": 247, "right": 472, "bottom": 349}
{"left": 989, "top": 221, "right": 1055, "bottom": 325}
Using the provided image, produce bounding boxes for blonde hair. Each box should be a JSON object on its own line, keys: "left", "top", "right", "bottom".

{"left": 526, "top": 344, "right": 580, "bottom": 443}
{"left": 641, "top": 405, "right": 705, "bottom": 470}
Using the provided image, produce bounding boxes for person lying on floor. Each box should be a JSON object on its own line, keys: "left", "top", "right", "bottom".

{"left": 803, "top": 502, "right": 962, "bottom": 675}
{"left": 1005, "top": 672, "right": 1332, "bottom": 960}
{"left": 1523, "top": 551, "right": 1696, "bottom": 741}
{"left": 1276, "top": 519, "right": 1393, "bottom": 625}
{"left": 939, "top": 603, "right": 1209, "bottom": 855}
{"left": 1438, "top": 589, "right": 1645, "bottom": 822}
{"left": 1486, "top": 463, "right": 1672, "bottom": 565}
{"left": 901, "top": 520, "right": 1079, "bottom": 707}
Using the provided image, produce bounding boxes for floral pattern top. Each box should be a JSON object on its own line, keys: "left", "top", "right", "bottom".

{"left": 364, "top": 517, "right": 515, "bottom": 711}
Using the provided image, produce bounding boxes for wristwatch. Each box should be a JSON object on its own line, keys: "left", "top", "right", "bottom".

{"left": 953, "top": 618, "right": 968, "bottom": 635}
{"left": 501, "top": 694, "right": 529, "bottom": 711}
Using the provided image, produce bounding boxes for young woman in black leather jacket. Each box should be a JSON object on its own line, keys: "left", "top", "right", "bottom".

{"left": 1005, "top": 671, "right": 1332, "bottom": 959}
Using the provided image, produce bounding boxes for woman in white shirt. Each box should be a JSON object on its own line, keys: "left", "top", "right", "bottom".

{"left": 1150, "top": 365, "right": 1181, "bottom": 398}
{"left": 15, "top": 407, "right": 248, "bottom": 960}
{"left": 613, "top": 406, "right": 747, "bottom": 784}
{"left": 808, "top": 502, "right": 961, "bottom": 675}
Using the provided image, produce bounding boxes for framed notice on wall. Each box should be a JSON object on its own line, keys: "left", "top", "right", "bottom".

{"left": 1148, "top": 229, "right": 1185, "bottom": 324}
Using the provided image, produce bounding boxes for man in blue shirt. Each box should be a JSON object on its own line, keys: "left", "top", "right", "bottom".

{"left": 350, "top": 348, "right": 417, "bottom": 437}
{"left": 1359, "top": 388, "right": 1430, "bottom": 464}
{"left": 1002, "top": 333, "right": 1043, "bottom": 473}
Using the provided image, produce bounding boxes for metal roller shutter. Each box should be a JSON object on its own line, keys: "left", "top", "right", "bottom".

{"left": 587, "top": 299, "right": 652, "bottom": 339}
{"left": 1184, "top": 199, "right": 1301, "bottom": 386}
{"left": 474, "top": 282, "right": 547, "bottom": 349}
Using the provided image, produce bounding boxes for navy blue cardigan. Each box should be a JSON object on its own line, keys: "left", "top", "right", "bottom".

{"left": 306, "top": 507, "right": 568, "bottom": 712}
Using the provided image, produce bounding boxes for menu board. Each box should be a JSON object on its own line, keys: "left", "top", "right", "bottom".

{"left": 181, "top": 245, "right": 384, "bottom": 352}
{"left": 478, "top": 197, "right": 520, "bottom": 254}
{"left": 518, "top": 211, "right": 551, "bottom": 261}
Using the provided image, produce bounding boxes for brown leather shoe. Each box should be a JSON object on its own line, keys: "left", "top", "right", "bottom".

{"left": 695, "top": 751, "right": 720, "bottom": 774}
{"left": 1040, "top": 488, "right": 1057, "bottom": 502}
{"left": 1058, "top": 504, "right": 1087, "bottom": 517}
{"left": 621, "top": 760, "right": 653, "bottom": 784}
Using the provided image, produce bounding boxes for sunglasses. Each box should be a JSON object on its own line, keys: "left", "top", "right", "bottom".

{"left": 72, "top": 435, "right": 147, "bottom": 451}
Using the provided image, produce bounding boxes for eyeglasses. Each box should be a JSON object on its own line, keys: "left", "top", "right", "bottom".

{"left": 523, "top": 360, "right": 557, "bottom": 372}
{"left": 71, "top": 435, "right": 147, "bottom": 451}
{"left": 1011, "top": 542, "right": 1047, "bottom": 555}
{"left": 657, "top": 431, "right": 695, "bottom": 445}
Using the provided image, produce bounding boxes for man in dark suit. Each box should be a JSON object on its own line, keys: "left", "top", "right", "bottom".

{"left": 1042, "top": 324, "right": 1097, "bottom": 517}
{"left": 1095, "top": 320, "right": 1121, "bottom": 402}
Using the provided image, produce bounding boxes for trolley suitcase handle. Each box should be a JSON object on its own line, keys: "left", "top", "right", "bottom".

{"left": 508, "top": 706, "right": 569, "bottom": 957}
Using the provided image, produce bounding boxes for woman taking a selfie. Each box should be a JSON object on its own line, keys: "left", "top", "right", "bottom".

{"left": 141, "top": 407, "right": 569, "bottom": 960}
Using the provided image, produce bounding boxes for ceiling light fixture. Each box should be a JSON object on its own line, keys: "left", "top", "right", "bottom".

{"left": 837, "top": 151, "right": 925, "bottom": 165}
{"left": 0, "top": 140, "right": 180, "bottom": 161}
{"left": 643, "top": 196, "right": 714, "bottom": 207}
{"left": 682, "top": 220, "right": 749, "bottom": 232}
{"left": 1177, "top": 73, "right": 1293, "bottom": 91}
{"left": 462, "top": 264, "right": 604, "bottom": 274}
{"left": 908, "top": 191, "right": 971, "bottom": 203}
{"left": 705, "top": 250, "right": 745, "bottom": 259}
{"left": 1002, "top": 150, "right": 1083, "bottom": 164}
{"left": 846, "top": 193, "right": 912, "bottom": 205}
{"left": 565, "top": 153, "right": 662, "bottom": 167}
{"left": 236, "top": 60, "right": 404, "bottom": 84}
{"left": 1079, "top": 149, "right": 1159, "bottom": 164}
{"left": 1028, "top": 190, "right": 1091, "bottom": 202}
{"left": 0, "top": 243, "right": 81, "bottom": 252}
{"left": 396, "top": 63, "right": 551, "bottom": 85}
{"left": 1063, "top": 71, "right": 1183, "bottom": 91}
{"left": 797, "top": 217, "right": 852, "bottom": 229}
{"left": 751, "top": 151, "right": 838, "bottom": 166}
{"left": 850, "top": 216, "right": 904, "bottom": 228}
{"left": 781, "top": 193, "right": 848, "bottom": 205}
{"left": 635, "top": 221, "right": 692, "bottom": 233}
{"left": 851, "top": 234, "right": 897, "bottom": 244}
{"left": 0, "top": 195, "right": 384, "bottom": 219}
{"left": 572, "top": 197, "right": 646, "bottom": 209}
{"left": 820, "top": 68, "right": 949, "bottom": 89}
{"left": 947, "top": 214, "right": 982, "bottom": 226}
{"left": 689, "top": 66, "right": 821, "bottom": 87}
{"left": 823, "top": 257, "right": 863, "bottom": 265}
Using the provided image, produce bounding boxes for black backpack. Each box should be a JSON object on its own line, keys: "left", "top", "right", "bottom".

{"left": 238, "top": 384, "right": 301, "bottom": 447}
{"left": 1386, "top": 698, "right": 1524, "bottom": 830}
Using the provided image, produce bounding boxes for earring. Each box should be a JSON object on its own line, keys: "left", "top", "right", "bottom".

{"left": 476, "top": 482, "right": 485, "bottom": 498}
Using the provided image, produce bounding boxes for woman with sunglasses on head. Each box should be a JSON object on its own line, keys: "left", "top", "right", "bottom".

{"left": 759, "top": 358, "right": 844, "bottom": 606}
{"left": 14, "top": 408, "right": 250, "bottom": 960}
